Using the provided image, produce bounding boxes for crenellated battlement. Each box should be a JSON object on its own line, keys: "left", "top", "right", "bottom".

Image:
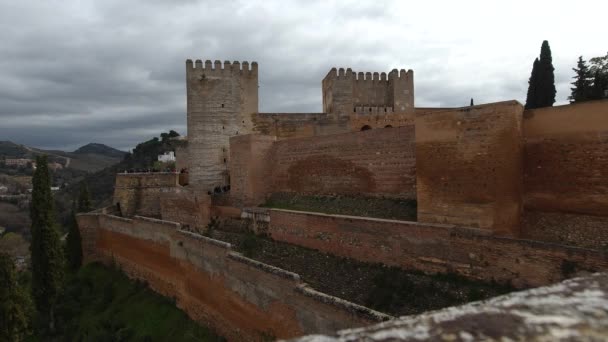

{"left": 354, "top": 106, "right": 394, "bottom": 114}
{"left": 324, "top": 67, "right": 413, "bottom": 81}
{"left": 186, "top": 59, "right": 258, "bottom": 77}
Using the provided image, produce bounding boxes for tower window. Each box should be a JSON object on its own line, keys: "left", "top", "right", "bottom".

{"left": 221, "top": 104, "right": 224, "bottom": 108}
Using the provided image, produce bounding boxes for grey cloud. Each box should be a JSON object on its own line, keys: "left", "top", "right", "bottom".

{"left": 0, "top": 0, "right": 606, "bottom": 151}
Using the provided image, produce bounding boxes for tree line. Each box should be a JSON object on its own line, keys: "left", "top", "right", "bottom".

{"left": 1, "top": 155, "right": 90, "bottom": 341}
{"left": 524, "top": 40, "right": 607, "bottom": 109}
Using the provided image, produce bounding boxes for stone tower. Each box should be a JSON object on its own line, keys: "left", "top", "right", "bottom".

{"left": 186, "top": 59, "right": 258, "bottom": 191}
{"left": 322, "top": 68, "right": 414, "bottom": 116}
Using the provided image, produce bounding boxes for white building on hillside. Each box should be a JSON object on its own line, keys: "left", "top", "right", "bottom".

{"left": 158, "top": 151, "right": 176, "bottom": 163}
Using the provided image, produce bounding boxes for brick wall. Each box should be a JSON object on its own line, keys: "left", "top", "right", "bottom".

{"left": 229, "top": 126, "right": 416, "bottom": 206}
{"left": 267, "top": 209, "right": 608, "bottom": 288}
{"left": 76, "top": 214, "right": 389, "bottom": 341}
{"left": 416, "top": 101, "right": 524, "bottom": 236}
{"left": 159, "top": 188, "right": 210, "bottom": 233}
{"left": 523, "top": 100, "right": 608, "bottom": 215}
{"left": 113, "top": 173, "right": 179, "bottom": 217}
{"left": 521, "top": 100, "right": 608, "bottom": 247}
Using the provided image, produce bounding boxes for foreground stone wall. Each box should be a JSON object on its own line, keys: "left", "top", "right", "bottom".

{"left": 416, "top": 101, "right": 524, "bottom": 236}
{"left": 76, "top": 213, "right": 389, "bottom": 341}
{"left": 266, "top": 209, "right": 608, "bottom": 288}
{"left": 290, "top": 272, "right": 608, "bottom": 341}
{"left": 229, "top": 126, "right": 416, "bottom": 206}
{"left": 113, "top": 173, "right": 179, "bottom": 217}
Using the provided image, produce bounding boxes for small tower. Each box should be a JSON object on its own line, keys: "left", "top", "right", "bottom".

{"left": 322, "top": 67, "right": 414, "bottom": 116}
{"left": 185, "top": 59, "right": 258, "bottom": 192}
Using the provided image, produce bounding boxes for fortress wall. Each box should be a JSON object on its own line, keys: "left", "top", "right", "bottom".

{"left": 113, "top": 173, "right": 180, "bottom": 217}
{"left": 267, "top": 209, "right": 608, "bottom": 289}
{"left": 523, "top": 100, "right": 608, "bottom": 216}
{"left": 251, "top": 113, "right": 349, "bottom": 139}
{"left": 229, "top": 126, "right": 416, "bottom": 206}
{"left": 159, "top": 189, "right": 210, "bottom": 233}
{"left": 270, "top": 125, "right": 416, "bottom": 199}
{"left": 228, "top": 134, "right": 275, "bottom": 206}
{"left": 522, "top": 100, "right": 608, "bottom": 249}
{"left": 348, "top": 111, "right": 415, "bottom": 131}
{"left": 76, "top": 213, "right": 389, "bottom": 341}
{"left": 416, "top": 101, "right": 524, "bottom": 236}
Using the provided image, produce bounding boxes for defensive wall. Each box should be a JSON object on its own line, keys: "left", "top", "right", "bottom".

{"left": 522, "top": 100, "right": 608, "bottom": 249}
{"left": 76, "top": 213, "right": 390, "bottom": 341}
{"left": 116, "top": 100, "right": 608, "bottom": 248}
{"left": 113, "top": 172, "right": 180, "bottom": 218}
{"left": 257, "top": 208, "right": 608, "bottom": 289}
{"left": 415, "top": 101, "right": 524, "bottom": 236}
{"left": 229, "top": 125, "right": 416, "bottom": 206}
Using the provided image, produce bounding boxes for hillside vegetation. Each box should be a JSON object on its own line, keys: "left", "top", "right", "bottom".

{"left": 30, "top": 262, "right": 223, "bottom": 341}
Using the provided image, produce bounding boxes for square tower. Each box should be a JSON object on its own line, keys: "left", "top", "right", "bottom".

{"left": 186, "top": 59, "right": 258, "bottom": 192}
{"left": 322, "top": 68, "right": 414, "bottom": 116}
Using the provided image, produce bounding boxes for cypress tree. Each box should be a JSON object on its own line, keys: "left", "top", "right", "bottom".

{"left": 29, "top": 155, "right": 64, "bottom": 332}
{"left": 537, "top": 40, "right": 556, "bottom": 107}
{"left": 470, "top": 98, "right": 474, "bottom": 106}
{"left": 0, "top": 253, "right": 31, "bottom": 341}
{"left": 65, "top": 210, "right": 83, "bottom": 271}
{"left": 77, "top": 182, "right": 92, "bottom": 213}
{"left": 525, "top": 41, "right": 556, "bottom": 109}
{"left": 569, "top": 56, "right": 592, "bottom": 103}
{"left": 525, "top": 58, "right": 540, "bottom": 109}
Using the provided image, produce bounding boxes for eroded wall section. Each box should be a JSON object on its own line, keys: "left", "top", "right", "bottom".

{"left": 230, "top": 126, "right": 416, "bottom": 206}
{"left": 76, "top": 214, "right": 389, "bottom": 341}
{"left": 113, "top": 173, "right": 179, "bottom": 218}
{"left": 416, "top": 101, "right": 524, "bottom": 236}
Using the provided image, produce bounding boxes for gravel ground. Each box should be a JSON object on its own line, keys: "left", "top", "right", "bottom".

{"left": 209, "top": 229, "right": 514, "bottom": 316}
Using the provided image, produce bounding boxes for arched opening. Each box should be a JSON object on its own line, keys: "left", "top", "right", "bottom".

{"left": 385, "top": 125, "right": 393, "bottom": 128}
{"left": 361, "top": 125, "right": 372, "bottom": 131}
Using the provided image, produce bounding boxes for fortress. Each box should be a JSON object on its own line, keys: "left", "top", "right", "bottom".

{"left": 78, "top": 59, "right": 608, "bottom": 340}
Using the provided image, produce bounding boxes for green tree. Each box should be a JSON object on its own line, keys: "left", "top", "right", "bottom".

{"left": 589, "top": 52, "right": 608, "bottom": 100}
{"left": 525, "top": 41, "right": 556, "bottom": 109}
{"left": 0, "top": 253, "right": 31, "bottom": 341}
{"left": 525, "top": 58, "right": 540, "bottom": 109}
{"left": 77, "top": 182, "right": 92, "bottom": 213}
{"left": 569, "top": 56, "right": 593, "bottom": 103}
{"left": 65, "top": 211, "right": 82, "bottom": 271}
{"left": 30, "top": 155, "right": 64, "bottom": 332}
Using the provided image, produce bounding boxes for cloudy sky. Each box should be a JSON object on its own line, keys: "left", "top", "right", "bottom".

{"left": 0, "top": 0, "right": 605, "bottom": 151}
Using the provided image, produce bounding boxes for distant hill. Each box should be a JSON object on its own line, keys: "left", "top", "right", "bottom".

{"left": 0, "top": 141, "right": 125, "bottom": 173}
{"left": 74, "top": 143, "right": 127, "bottom": 159}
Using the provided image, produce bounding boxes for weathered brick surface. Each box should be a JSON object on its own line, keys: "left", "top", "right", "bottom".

{"left": 159, "top": 188, "right": 210, "bottom": 233}
{"left": 416, "top": 101, "right": 524, "bottom": 236}
{"left": 267, "top": 209, "right": 608, "bottom": 289}
{"left": 229, "top": 126, "right": 416, "bottom": 206}
{"left": 113, "top": 173, "right": 179, "bottom": 217}
{"left": 523, "top": 100, "right": 608, "bottom": 216}
{"left": 76, "top": 214, "right": 389, "bottom": 341}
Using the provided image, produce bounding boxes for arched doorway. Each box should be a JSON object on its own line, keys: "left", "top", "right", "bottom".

{"left": 361, "top": 125, "right": 372, "bottom": 131}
